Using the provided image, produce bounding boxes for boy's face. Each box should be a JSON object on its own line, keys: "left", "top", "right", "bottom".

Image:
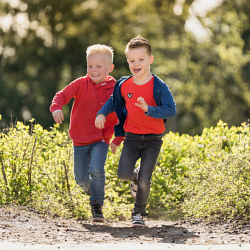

{"left": 126, "top": 47, "right": 154, "bottom": 78}
{"left": 87, "top": 54, "right": 114, "bottom": 84}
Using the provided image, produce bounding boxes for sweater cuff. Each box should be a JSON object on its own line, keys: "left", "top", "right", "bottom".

{"left": 52, "top": 110, "right": 62, "bottom": 116}
{"left": 111, "top": 136, "right": 125, "bottom": 146}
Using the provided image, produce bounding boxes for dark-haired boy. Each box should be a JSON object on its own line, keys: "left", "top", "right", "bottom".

{"left": 95, "top": 36, "right": 176, "bottom": 227}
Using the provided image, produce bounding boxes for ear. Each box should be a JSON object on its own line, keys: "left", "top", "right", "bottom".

{"left": 149, "top": 56, "right": 154, "bottom": 64}
{"left": 109, "top": 64, "right": 114, "bottom": 73}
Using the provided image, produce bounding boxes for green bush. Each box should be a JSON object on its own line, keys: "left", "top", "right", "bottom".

{"left": 1, "top": 117, "right": 250, "bottom": 221}
{"left": 182, "top": 120, "right": 250, "bottom": 220}
{"left": 0, "top": 119, "right": 134, "bottom": 219}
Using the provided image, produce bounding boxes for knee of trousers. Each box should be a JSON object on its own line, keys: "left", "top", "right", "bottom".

{"left": 75, "top": 179, "right": 90, "bottom": 193}
{"left": 89, "top": 169, "right": 105, "bottom": 180}
{"left": 75, "top": 177, "right": 89, "bottom": 186}
{"left": 118, "top": 170, "right": 134, "bottom": 181}
{"left": 137, "top": 179, "right": 151, "bottom": 189}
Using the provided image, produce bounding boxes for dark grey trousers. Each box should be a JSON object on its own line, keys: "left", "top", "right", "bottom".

{"left": 118, "top": 132, "right": 163, "bottom": 214}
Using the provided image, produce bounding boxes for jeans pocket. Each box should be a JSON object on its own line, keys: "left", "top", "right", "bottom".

{"left": 154, "top": 135, "right": 162, "bottom": 140}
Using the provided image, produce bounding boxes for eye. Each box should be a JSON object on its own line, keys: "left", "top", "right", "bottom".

{"left": 140, "top": 59, "right": 144, "bottom": 61}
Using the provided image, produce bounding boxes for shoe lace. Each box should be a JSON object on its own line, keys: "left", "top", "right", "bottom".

{"left": 133, "top": 214, "right": 142, "bottom": 221}
{"left": 131, "top": 180, "right": 137, "bottom": 189}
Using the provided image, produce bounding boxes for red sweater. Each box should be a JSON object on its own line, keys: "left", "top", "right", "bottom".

{"left": 50, "top": 75, "right": 123, "bottom": 146}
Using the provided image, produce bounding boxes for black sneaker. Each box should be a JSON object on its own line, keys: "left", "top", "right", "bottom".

{"left": 130, "top": 167, "right": 140, "bottom": 198}
{"left": 130, "top": 179, "right": 138, "bottom": 198}
{"left": 131, "top": 213, "right": 148, "bottom": 227}
{"left": 91, "top": 204, "right": 105, "bottom": 223}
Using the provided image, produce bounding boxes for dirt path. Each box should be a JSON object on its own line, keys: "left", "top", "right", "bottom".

{"left": 0, "top": 206, "right": 250, "bottom": 245}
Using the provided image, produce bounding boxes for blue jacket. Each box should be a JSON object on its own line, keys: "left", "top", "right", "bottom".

{"left": 97, "top": 74, "right": 177, "bottom": 136}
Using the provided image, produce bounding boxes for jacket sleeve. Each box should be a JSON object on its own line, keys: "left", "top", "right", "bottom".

{"left": 96, "top": 95, "right": 115, "bottom": 117}
{"left": 146, "top": 85, "right": 176, "bottom": 119}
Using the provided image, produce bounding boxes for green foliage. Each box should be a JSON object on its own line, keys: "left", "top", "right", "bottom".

{"left": 2, "top": 119, "right": 250, "bottom": 221}
{"left": 149, "top": 132, "right": 191, "bottom": 218}
{"left": 0, "top": 120, "right": 90, "bottom": 218}
{"left": 182, "top": 120, "right": 250, "bottom": 220}
{"left": 0, "top": 119, "right": 135, "bottom": 219}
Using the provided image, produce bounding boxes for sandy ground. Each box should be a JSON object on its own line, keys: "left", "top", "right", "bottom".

{"left": 0, "top": 206, "right": 250, "bottom": 248}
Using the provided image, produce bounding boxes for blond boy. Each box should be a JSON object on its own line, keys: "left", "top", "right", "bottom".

{"left": 50, "top": 45, "right": 123, "bottom": 222}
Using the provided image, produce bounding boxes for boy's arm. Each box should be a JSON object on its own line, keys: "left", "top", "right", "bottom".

{"left": 110, "top": 136, "right": 125, "bottom": 154}
{"left": 145, "top": 85, "right": 176, "bottom": 119}
{"left": 97, "top": 95, "right": 115, "bottom": 117}
{"left": 52, "top": 110, "right": 64, "bottom": 124}
{"left": 50, "top": 78, "right": 81, "bottom": 113}
{"left": 50, "top": 78, "right": 81, "bottom": 124}
{"left": 111, "top": 136, "right": 124, "bottom": 146}
{"left": 95, "top": 95, "right": 115, "bottom": 129}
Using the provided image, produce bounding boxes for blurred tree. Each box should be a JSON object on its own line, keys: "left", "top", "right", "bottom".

{"left": 166, "top": 0, "right": 250, "bottom": 134}
{"left": 0, "top": 0, "right": 129, "bottom": 130}
{"left": 1, "top": 0, "right": 250, "bottom": 135}
{"left": 0, "top": 0, "right": 194, "bottom": 132}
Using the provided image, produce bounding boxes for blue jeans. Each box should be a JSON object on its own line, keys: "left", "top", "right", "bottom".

{"left": 118, "top": 132, "right": 163, "bottom": 214}
{"left": 73, "top": 141, "right": 109, "bottom": 206}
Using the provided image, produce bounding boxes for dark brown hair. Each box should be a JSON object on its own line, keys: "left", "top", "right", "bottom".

{"left": 125, "top": 35, "right": 152, "bottom": 56}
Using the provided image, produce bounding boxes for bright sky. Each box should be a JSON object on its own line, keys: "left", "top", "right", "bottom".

{"left": 184, "top": 0, "right": 224, "bottom": 42}
{"left": 189, "top": 0, "right": 223, "bottom": 17}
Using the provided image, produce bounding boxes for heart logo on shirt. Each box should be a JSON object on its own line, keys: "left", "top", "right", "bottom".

{"left": 127, "top": 93, "right": 132, "bottom": 99}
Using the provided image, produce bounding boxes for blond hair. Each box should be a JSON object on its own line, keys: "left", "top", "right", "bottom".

{"left": 86, "top": 44, "right": 114, "bottom": 64}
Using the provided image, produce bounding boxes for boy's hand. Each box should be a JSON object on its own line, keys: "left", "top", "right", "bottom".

{"left": 53, "top": 110, "right": 64, "bottom": 124}
{"left": 135, "top": 97, "right": 148, "bottom": 112}
{"left": 110, "top": 142, "right": 117, "bottom": 154}
{"left": 95, "top": 114, "right": 106, "bottom": 129}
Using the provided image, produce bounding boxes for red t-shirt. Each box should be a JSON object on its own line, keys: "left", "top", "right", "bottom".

{"left": 121, "top": 76, "right": 165, "bottom": 134}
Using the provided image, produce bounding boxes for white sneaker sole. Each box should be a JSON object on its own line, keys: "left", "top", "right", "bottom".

{"left": 132, "top": 224, "right": 146, "bottom": 227}
{"left": 130, "top": 181, "right": 137, "bottom": 198}
{"left": 92, "top": 217, "right": 105, "bottom": 223}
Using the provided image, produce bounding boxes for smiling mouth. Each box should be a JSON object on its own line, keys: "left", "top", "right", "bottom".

{"left": 133, "top": 68, "right": 141, "bottom": 73}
